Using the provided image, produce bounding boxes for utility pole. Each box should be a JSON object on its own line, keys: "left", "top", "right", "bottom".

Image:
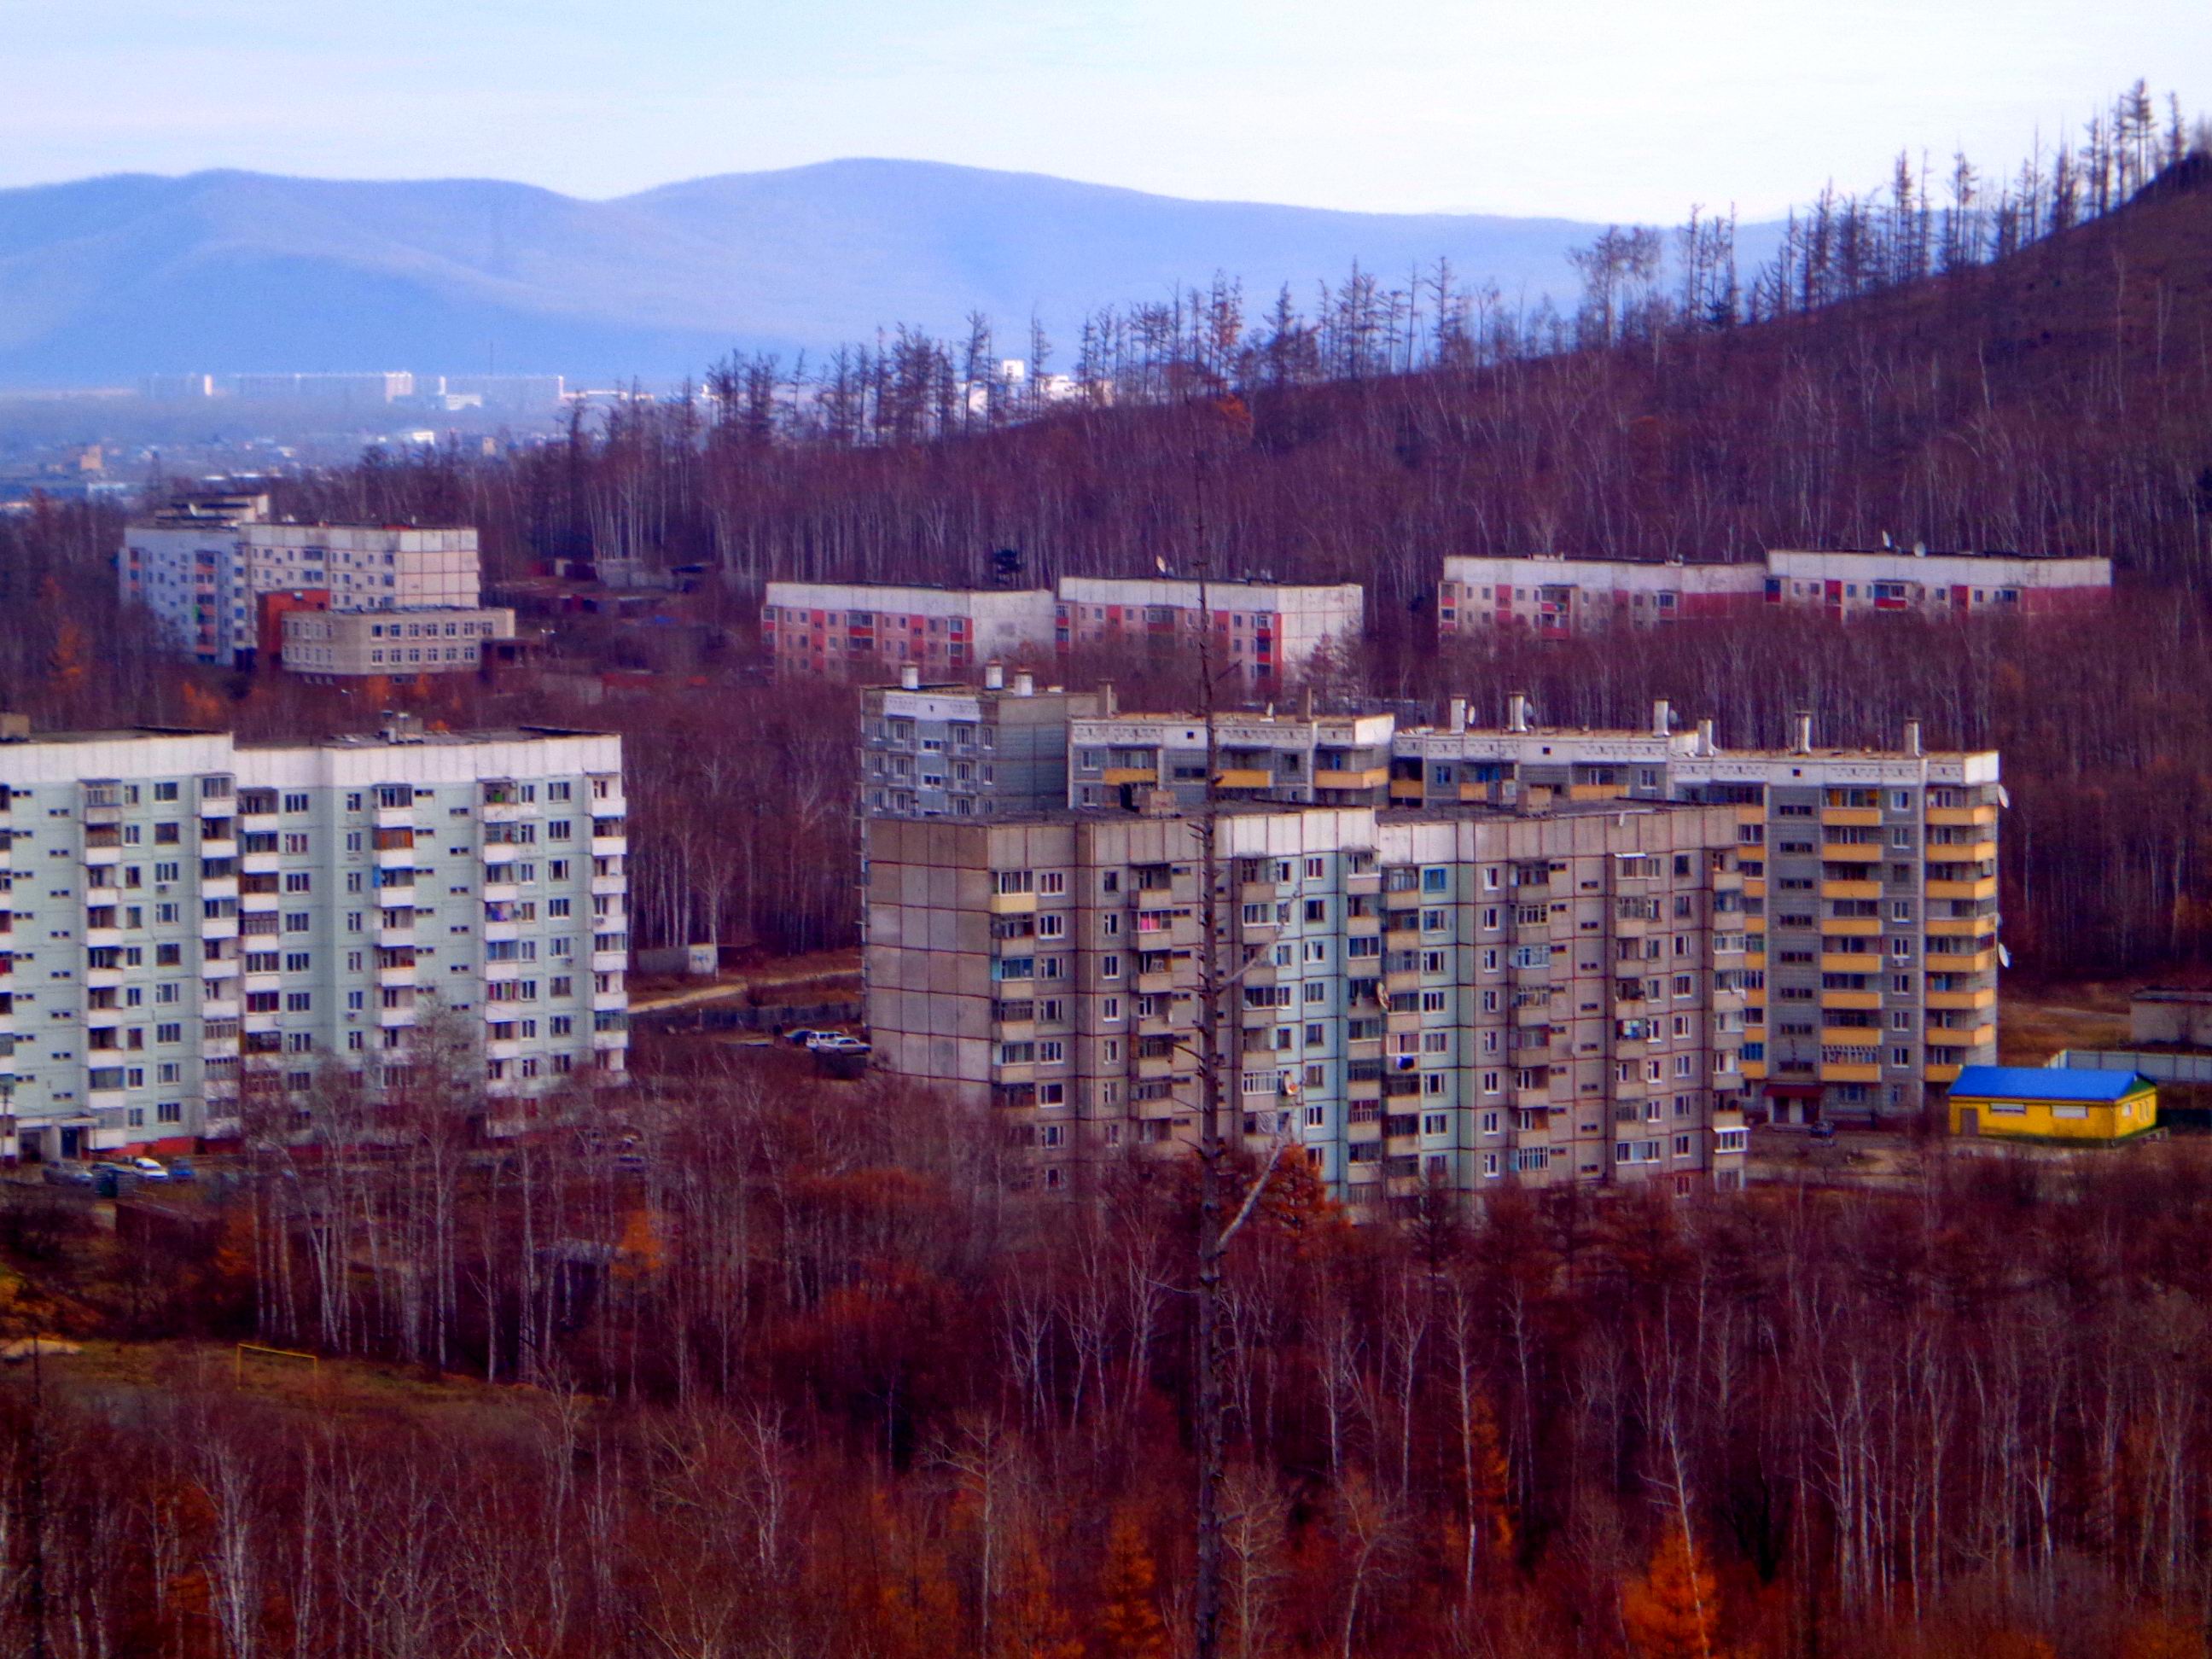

{"left": 1190, "top": 539, "right": 1227, "bottom": 1659}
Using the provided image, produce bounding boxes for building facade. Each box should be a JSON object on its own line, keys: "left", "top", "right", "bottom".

{"left": 1439, "top": 549, "right": 2111, "bottom": 638}
{"left": 1067, "top": 707, "right": 1395, "bottom": 811}
{"left": 762, "top": 583, "right": 1058, "bottom": 678}
{"left": 120, "top": 501, "right": 483, "bottom": 668}
{"left": 282, "top": 607, "right": 517, "bottom": 679}
{"left": 0, "top": 722, "right": 627, "bottom": 1163}
{"left": 1391, "top": 699, "right": 2001, "bottom": 1122}
{"left": 1438, "top": 556, "right": 1762, "bottom": 638}
{"left": 1055, "top": 577, "right": 1364, "bottom": 685}
{"left": 864, "top": 800, "right": 1751, "bottom": 1205}
{"left": 1761, "top": 549, "right": 2113, "bottom": 617}
{"left": 860, "top": 667, "right": 1104, "bottom": 819}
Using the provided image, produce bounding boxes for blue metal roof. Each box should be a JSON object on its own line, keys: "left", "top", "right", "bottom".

{"left": 1948, "top": 1065, "right": 2149, "bottom": 1103}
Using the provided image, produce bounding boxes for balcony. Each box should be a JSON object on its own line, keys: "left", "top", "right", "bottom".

{"left": 201, "top": 876, "right": 239, "bottom": 901}
{"left": 1926, "top": 1023, "right": 1995, "bottom": 1050}
{"left": 1819, "top": 951, "right": 1879, "bottom": 975}
{"left": 1820, "top": 879, "right": 1881, "bottom": 900}
{"left": 241, "top": 850, "right": 281, "bottom": 876}
{"left": 376, "top": 888, "right": 416, "bottom": 911}
{"left": 200, "top": 917, "right": 239, "bottom": 940}
{"left": 591, "top": 1028, "right": 629, "bottom": 1051}
{"left": 1820, "top": 806, "right": 1883, "bottom": 828}
{"left": 483, "top": 920, "right": 519, "bottom": 944}
{"left": 1383, "top": 888, "right": 1423, "bottom": 911}
{"left": 1214, "top": 768, "right": 1272, "bottom": 791}
{"left": 239, "top": 890, "right": 278, "bottom": 914}
{"left": 377, "top": 922, "right": 415, "bottom": 948}
{"left": 203, "top": 957, "right": 241, "bottom": 981}
{"left": 375, "top": 1007, "right": 417, "bottom": 1028}
{"left": 1924, "top": 916, "right": 1994, "bottom": 937}
{"left": 1819, "top": 842, "right": 1882, "bottom": 864}
{"left": 1819, "top": 989, "right": 1882, "bottom": 1011}
{"left": 1344, "top": 871, "right": 1381, "bottom": 896}
{"left": 83, "top": 843, "right": 121, "bottom": 868}
{"left": 373, "top": 804, "right": 414, "bottom": 830}
{"left": 1314, "top": 766, "right": 1387, "bottom": 791}
{"left": 591, "top": 833, "right": 629, "bottom": 858}
{"left": 1927, "top": 805, "right": 1998, "bottom": 829}
{"left": 1924, "top": 1061, "right": 1962, "bottom": 1084}
{"left": 1824, "top": 917, "right": 1881, "bottom": 937}
{"left": 987, "top": 890, "right": 1037, "bottom": 917}
{"left": 1819, "top": 1062, "right": 1881, "bottom": 1083}
{"left": 84, "top": 926, "right": 125, "bottom": 948}
{"left": 376, "top": 963, "right": 416, "bottom": 986}
{"left": 591, "top": 874, "right": 625, "bottom": 898}
{"left": 1101, "top": 767, "right": 1155, "bottom": 787}
{"left": 1927, "top": 876, "right": 1999, "bottom": 901}
{"left": 375, "top": 846, "right": 416, "bottom": 870}
{"left": 1819, "top": 1025, "right": 1881, "bottom": 1047}
{"left": 82, "top": 1005, "right": 124, "bottom": 1030}
{"left": 1389, "top": 778, "right": 1424, "bottom": 801}
{"left": 591, "top": 949, "right": 628, "bottom": 973}
{"left": 1926, "top": 987, "right": 1996, "bottom": 1011}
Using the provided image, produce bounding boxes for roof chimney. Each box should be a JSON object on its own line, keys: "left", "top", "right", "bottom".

{"left": 984, "top": 661, "right": 1004, "bottom": 690}
{"left": 1697, "top": 718, "right": 1715, "bottom": 756}
{"left": 1903, "top": 718, "right": 1923, "bottom": 757}
{"left": 1013, "top": 669, "right": 1034, "bottom": 697}
{"left": 1447, "top": 696, "right": 1467, "bottom": 732}
{"left": 1099, "top": 680, "right": 1116, "bottom": 718}
{"left": 1651, "top": 698, "right": 1671, "bottom": 738}
{"left": 1791, "top": 711, "right": 1813, "bottom": 754}
{"left": 899, "top": 663, "right": 921, "bottom": 690}
{"left": 1301, "top": 684, "right": 1314, "bottom": 719}
{"left": 1507, "top": 692, "right": 1531, "bottom": 734}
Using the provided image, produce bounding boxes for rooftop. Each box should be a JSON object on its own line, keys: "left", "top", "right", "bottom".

{"left": 1947, "top": 1066, "right": 2150, "bottom": 1103}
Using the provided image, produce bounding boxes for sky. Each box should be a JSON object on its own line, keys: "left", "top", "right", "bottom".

{"left": 0, "top": 0, "right": 2203, "bottom": 220}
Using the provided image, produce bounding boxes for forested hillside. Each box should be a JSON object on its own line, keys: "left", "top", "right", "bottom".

{"left": 4, "top": 137, "right": 2210, "bottom": 971}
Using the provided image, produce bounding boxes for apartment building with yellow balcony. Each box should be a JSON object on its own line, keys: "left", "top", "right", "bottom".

{"left": 1388, "top": 697, "right": 2001, "bottom": 1126}
{"left": 1066, "top": 706, "right": 1396, "bottom": 812}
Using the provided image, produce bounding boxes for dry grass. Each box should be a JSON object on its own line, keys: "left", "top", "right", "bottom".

{"left": 2000, "top": 980, "right": 2135, "bottom": 1065}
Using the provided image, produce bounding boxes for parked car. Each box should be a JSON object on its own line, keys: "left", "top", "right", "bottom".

{"left": 806, "top": 1033, "right": 870, "bottom": 1054}
{"left": 784, "top": 1027, "right": 835, "bottom": 1049}
{"left": 130, "top": 1156, "right": 171, "bottom": 1181}
{"left": 39, "top": 1163, "right": 95, "bottom": 1187}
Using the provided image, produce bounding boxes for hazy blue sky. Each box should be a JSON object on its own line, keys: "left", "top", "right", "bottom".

{"left": 3, "top": 1, "right": 2202, "bottom": 218}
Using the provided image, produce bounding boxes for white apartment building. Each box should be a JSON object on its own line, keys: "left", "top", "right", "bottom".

{"left": 120, "top": 499, "right": 483, "bottom": 667}
{"left": 282, "top": 608, "right": 516, "bottom": 679}
{"left": 0, "top": 721, "right": 627, "bottom": 1163}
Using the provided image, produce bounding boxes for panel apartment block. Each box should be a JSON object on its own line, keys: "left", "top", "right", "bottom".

{"left": 1392, "top": 700, "right": 2000, "bottom": 1123}
{"left": 1056, "top": 577, "right": 1364, "bottom": 686}
{"left": 859, "top": 670, "right": 1103, "bottom": 819}
{"left": 1438, "top": 549, "right": 2111, "bottom": 639}
{"left": 1438, "top": 556, "right": 1763, "bottom": 638}
{"left": 762, "top": 582, "right": 1058, "bottom": 678}
{"left": 864, "top": 800, "right": 1750, "bottom": 1208}
{"left": 120, "top": 499, "right": 484, "bottom": 667}
{"left": 1761, "top": 549, "right": 2113, "bottom": 617}
{"left": 0, "top": 723, "right": 627, "bottom": 1163}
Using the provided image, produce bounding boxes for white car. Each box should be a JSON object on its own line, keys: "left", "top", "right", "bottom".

{"left": 807, "top": 1033, "right": 871, "bottom": 1055}
{"left": 130, "top": 1156, "right": 171, "bottom": 1181}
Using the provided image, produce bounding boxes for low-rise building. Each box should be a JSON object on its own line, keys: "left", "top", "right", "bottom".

{"left": 1763, "top": 548, "right": 2113, "bottom": 617}
{"left": 1056, "top": 577, "right": 1363, "bottom": 686}
{"left": 282, "top": 607, "right": 516, "bottom": 679}
{"left": 1438, "top": 548, "right": 2112, "bottom": 638}
{"left": 0, "top": 719, "right": 628, "bottom": 1162}
{"left": 2131, "top": 987, "right": 2212, "bottom": 1048}
{"left": 1439, "top": 556, "right": 1762, "bottom": 638}
{"left": 762, "top": 582, "right": 1057, "bottom": 678}
{"left": 1947, "top": 1066, "right": 2157, "bottom": 1143}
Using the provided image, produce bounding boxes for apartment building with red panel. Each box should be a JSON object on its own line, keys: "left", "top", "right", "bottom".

{"left": 760, "top": 582, "right": 1057, "bottom": 677}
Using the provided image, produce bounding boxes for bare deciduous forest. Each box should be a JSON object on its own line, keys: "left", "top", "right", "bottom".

{"left": 3, "top": 1058, "right": 2212, "bottom": 1656}
{"left": 0, "top": 85, "right": 2206, "bottom": 1659}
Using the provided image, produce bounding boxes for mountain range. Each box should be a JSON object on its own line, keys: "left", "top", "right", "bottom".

{"left": 0, "top": 160, "right": 1709, "bottom": 389}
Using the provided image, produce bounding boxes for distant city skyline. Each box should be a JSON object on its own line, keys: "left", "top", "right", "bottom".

{"left": 3, "top": 0, "right": 2201, "bottom": 223}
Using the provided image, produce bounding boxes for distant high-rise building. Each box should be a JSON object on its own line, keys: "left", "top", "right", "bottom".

{"left": 119, "top": 495, "right": 482, "bottom": 668}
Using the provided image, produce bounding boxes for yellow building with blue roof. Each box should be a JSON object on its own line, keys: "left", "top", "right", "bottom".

{"left": 1947, "top": 1065, "right": 2157, "bottom": 1144}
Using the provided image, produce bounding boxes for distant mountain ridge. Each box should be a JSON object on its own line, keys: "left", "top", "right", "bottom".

{"left": 0, "top": 160, "right": 1684, "bottom": 388}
